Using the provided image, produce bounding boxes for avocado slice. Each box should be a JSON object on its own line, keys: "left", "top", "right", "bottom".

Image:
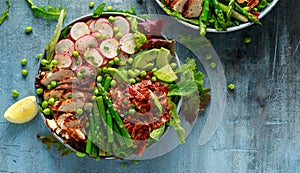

{"left": 153, "top": 64, "right": 178, "bottom": 83}
{"left": 156, "top": 47, "right": 171, "bottom": 69}
{"left": 132, "top": 49, "right": 160, "bottom": 69}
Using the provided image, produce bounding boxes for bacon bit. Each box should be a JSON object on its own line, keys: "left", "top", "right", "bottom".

{"left": 134, "top": 140, "right": 147, "bottom": 155}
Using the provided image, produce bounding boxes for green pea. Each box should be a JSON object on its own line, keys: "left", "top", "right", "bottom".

{"left": 36, "top": 88, "right": 43, "bottom": 95}
{"left": 21, "top": 58, "right": 27, "bottom": 65}
{"left": 91, "top": 95, "right": 97, "bottom": 101}
{"left": 228, "top": 83, "right": 235, "bottom": 90}
{"left": 244, "top": 36, "right": 251, "bottom": 44}
{"left": 132, "top": 160, "right": 139, "bottom": 164}
{"left": 37, "top": 53, "right": 43, "bottom": 60}
{"left": 113, "top": 27, "right": 119, "bottom": 34}
{"left": 25, "top": 26, "right": 32, "bottom": 33}
{"left": 41, "top": 59, "right": 48, "bottom": 66}
{"left": 152, "top": 67, "right": 158, "bottom": 72}
{"left": 107, "top": 6, "right": 113, "bottom": 11}
{"left": 89, "top": 1, "right": 94, "bottom": 8}
{"left": 50, "top": 81, "right": 57, "bottom": 88}
{"left": 48, "top": 97, "right": 55, "bottom": 105}
{"left": 108, "top": 16, "right": 115, "bottom": 23}
{"left": 22, "top": 69, "right": 28, "bottom": 76}
{"left": 101, "top": 34, "right": 107, "bottom": 39}
{"left": 115, "top": 32, "right": 122, "bottom": 39}
{"left": 139, "top": 70, "right": 147, "bottom": 77}
{"left": 77, "top": 72, "right": 83, "bottom": 78}
{"left": 108, "top": 60, "right": 115, "bottom": 66}
{"left": 94, "top": 88, "right": 99, "bottom": 96}
{"left": 113, "top": 57, "right": 120, "bottom": 64}
{"left": 210, "top": 62, "right": 216, "bottom": 69}
{"left": 12, "top": 90, "right": 19, "bottom": 97}
{"left": 102, "top": 67, "right": 108, "bottom": 73}
{"left": 151, "top": 76, "right": 157, "bottom": 82}
{"left": 76, "top": 108, "right": 83, "bottom": 115}
{"left": 128, "top": 108, "right": 136, "bottom": 115}
{"left": 129, "top": 78, "right": 136, "bottom": 84}
{"left": 47, "top": 85, "right": 52, "bottom": 90}
{"left": 110, "top": 80, "right": 117, "bottom": 88}
{"left": 41, "top": 101, "right": 48, "bottom": 108}
{"left": 72, "top": 51, "right": 79, "bottom": 58}
{"left": 121, "top": 162, "right": 127, "bottom": 168}
{"left": 95, "top": 33, "right": 101, "bottom": 39}
{"left": 97, "top": 68, "right": 102, "bottom": 74}
{"left": 127, "top": 58, "right": 134, "bottom": 65}
{"left": 51, "top": 60, "right": 58, "bottom": 66}
{"left": 170, "top": 63, "right": 177, "bottom": 69}
{"left": 96, "top": 76, "right": 103, "bottom": 83}
{"left": 43, "top": 108, "right": 51, "bottom": 115}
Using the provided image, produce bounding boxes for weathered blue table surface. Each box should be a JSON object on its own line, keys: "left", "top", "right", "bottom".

{"left": 0, "top": 0, "right": 299, "bottom": 173}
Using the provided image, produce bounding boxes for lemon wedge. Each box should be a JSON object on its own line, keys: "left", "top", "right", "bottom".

{"left": 4, "top": 96, "right": 38, "bottom": 124}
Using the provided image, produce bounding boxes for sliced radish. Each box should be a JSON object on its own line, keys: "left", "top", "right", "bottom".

{"left": 88, "top": 20, "right": 96, "bottom": 31}
{"left": 118, "top": 51, "right": 129, "bottom": 61}
{"left": 55, "top": 39, "right": 75, "bottom": 56}
{"left": 120, "top": 33, "right": 137, "bottom": 54}
{"left": 113, "top": 16, "right": 130, "bottom": 35}
{"left": 101, "top": 58, "right": 108, "bottom": 67}
{"left": 99, "top": 38, "right": 120, "bottom": 59}
{"left": 86, "top": 19, "right": 95, "bottom": 26}
{"left": 75, "top": 34, "right": 98, "bottom": 54}
{"left": 93, "top": 22, "right": 113, "bottom": 38}
{"left": 53, "top": 54, "right": 72, "bottom": 68}
{"left": 76, "top": 65, "right": 97, "bottom": 79}
{"left": 70, "top": 22, "right": 91, "bottom": 40}
{"left": 71, "top": 55, "right": 83, "bottom": 71}
{"left": 92, "top": 18, "right": 110, "bottom": 32}
{"left": 83, "top": 48, "right": 104, "bottom": 67}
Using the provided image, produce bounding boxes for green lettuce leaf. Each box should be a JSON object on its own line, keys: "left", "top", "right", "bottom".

{"left": 126, "top": 16, "right": 148, "bottom": 49}
{"left": 167, "top": 100, "right": 185, "bottom": 144}
{"left": 149, "top": 123, "right": 165, "bottom": 142}
{"left": 44, "top": 10, "right": 65, "bottom": 61}
{"left": 26, "top": 0, "right": 67, "bottom": 21}
{"left": 0, "top": 0, "right": 10, "bottom": 25}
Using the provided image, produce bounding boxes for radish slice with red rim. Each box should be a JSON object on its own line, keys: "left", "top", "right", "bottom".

{"left": 83, "top": 48, "right": 104, "bottom": 67}
{"left": 55, "top": 39, "right": 75, "bottom": 56}
{"left": 101, "top": 58, "right": 108, "bottom": 66}
{"left": 75, "top": 34, "right": 98, "bottom": 54}
{"left": 70, "top": 22, "right": 91, "bottom": 40}
{"left": 99, "top": 38, "right": 120, "bottom": 59}
{"left": 76, "top": 65, "right": 97, "bottom": 79}
{"left": 118, "top": 51, "right": 129, "bottom": 61}
{"left": 113, "top": 16, "right": 130, "bottom": 35}
{"left": 93, "top": 22, "right": 113, "bottom": 38}
{"left": 120, "top": 33, "right": 137, "bottom": 54}
{"left": 53, "top": 54, "right": 73, "bottom": 68}
{"left": 88, "top": 20, "right": 96, "bottom": 31}
{"left": 92, "top": 18, "right": 110, "bottom": 32}
{"left": 71, "top": 55, "right": 83, "bottom": 71}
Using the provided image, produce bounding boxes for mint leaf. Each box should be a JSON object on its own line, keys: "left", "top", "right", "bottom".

{"left": 92, "top": 3, "right": 106, "bottom": 18}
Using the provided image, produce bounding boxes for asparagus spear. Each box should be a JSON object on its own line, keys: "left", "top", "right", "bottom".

{"left": 234, "top": 2, "right": 262, "bottom": 25}
{"left": 103, "top": 76, "right": 112, "bottom": 91}
{"left": 106, "top": 109, "right": 114, "bottom": 143}
{"left": 199, "top": 0, "right": 210, "bottom": 35}
{"left": 227, "top": 0, "right": 235, "bottom": 21}
{"left": 212, "top": 0, "right": 226, "bottom": 30}
{"left": 219, "top": 3, "right": 248, "bottom": 22}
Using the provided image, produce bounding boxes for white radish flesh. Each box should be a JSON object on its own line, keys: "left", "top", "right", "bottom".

{"left": 71, "top": 56, "right": 83, "bottom": 71}
{"left": 118, "top": 51, "right": 129, "bottom": 61}
{"left": 93, "top": 22, "right": 113, "bottom": 38}
{"left": 70, "top": 22, "right": 91, "bottom": 40}
{"left": 55, "top": 39, "right": 75, "bottom": 56}
{"left": 120, "top": 33, "right": 137, "bottom": 54}
{"left": 53, "top": 54, "right": 73, "bottom": 68}
{"left": 83, "top": 48, "right": 104, "bottom": 67}
{"left": 113, "top": 16, "right": 130, "bottom": 35}
{"left": 92, "top": 18, "right": 110, "bottom": 32}
{"left": 99, "top": 39, "right": 120, "bottom": 59}
{"left": 75, "top": 35, "right": 98, "bottom": 54}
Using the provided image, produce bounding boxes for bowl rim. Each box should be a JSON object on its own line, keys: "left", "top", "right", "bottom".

{"left": 155, "top": 0, "right": 279, "bottom": 33}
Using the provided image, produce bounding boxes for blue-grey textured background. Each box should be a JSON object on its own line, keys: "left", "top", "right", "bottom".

{"left": 0, "top": 0, "right": 299, "bottom": 172}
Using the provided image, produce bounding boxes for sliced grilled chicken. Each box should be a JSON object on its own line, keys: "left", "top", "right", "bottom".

{"left": 52, "top": 99, "right": 85, "bottom": 112}
{"left": 40, "top": 69, "right": 74, "bottom": 86}
{"left": 171, "top": 0, "right": 189, "bottom": 13}
{"left": 182, "top": 0, "right": 203, "bottom": 18}
{"left": 43, "top": 89, "right": 65, "bottom": 101}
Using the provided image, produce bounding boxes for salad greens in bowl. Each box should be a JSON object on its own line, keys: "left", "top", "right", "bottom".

{"left": 156, "top": 0, "right": 278, "bottom": 35}
{"left": 35, "top": 7, "right": 225, "bottom": 160}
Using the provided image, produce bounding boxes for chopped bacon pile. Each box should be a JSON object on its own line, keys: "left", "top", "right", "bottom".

{"left": 110, "top": 75, "right": 171, "bottom": 140}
